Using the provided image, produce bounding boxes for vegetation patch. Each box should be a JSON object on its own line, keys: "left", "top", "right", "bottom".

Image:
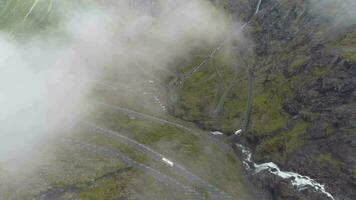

{"left": 74, "top": 172, "right": 132, "bottom": 200}
{"left": 324, "top": 124, "right": 336, "bottom": 135}
{"left": 251, "top": 72, "right": 294, "bottom": 134}
{"left": 312, "top": 153, "right": 342, "bottom": 173}
{"left": 342, "top": 52, "right": 356, "bottom": 62}
{"left": 255, "top": 122, "right": 309, "bottom": 162}
{"left": 174, "top": 47, "right": 237, "bottom": 130}
{"left": 288, "top": 56, "right": 308, "bottom": 72}
{"left": 251, "top": 91, "right": 289, "bottom": 134}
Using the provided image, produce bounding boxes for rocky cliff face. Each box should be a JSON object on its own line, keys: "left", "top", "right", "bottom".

{"left": 169, "top": 0, "right": 356, "bottom": 199}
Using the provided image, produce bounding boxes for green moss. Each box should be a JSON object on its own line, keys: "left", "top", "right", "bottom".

{"left": 285, "top": 122, "right": 309, "bottom": 152}
{"left": 289, "top": 75, "right": 301, "bottom": 87}
{"left": 256, "top": 122, "right": 309, "bottom": 161}
{"left": 47, "top": 166, "right": 133, "bottom": 200}
{"left": 86, "top": 106, "right": 205, "bottom": 158}
{"left": 76, "top": 130, "right": 148, "bottom": 164}
{"left": 219, "top": 98, "right": 246, "bottom": 128}
{"left": 352, "top": 167, "right": 356, "bottom": 180}
{"left": 313, "top": 153, "right": 342, "bottom": 172}
{"left": 250, "top": 67, "right": 308, "bottom": 135}
{"left": 174, "top": 47, "right": 235, "bottom": 129}
{"left": 251, "top": 91, "right": 289, "bottom": 134}
{"left": 177, "top": 73, "right": 216, "bottom": 121}
{"left": 75, "top": 171, "right": 132, "bottom": 200}
{"left": 255, "top": 134, "right": 286, "bottom": 161}
{"left": 300, "top": 109, "right": 318, "bottom": 121}
{"left": 324, "top": 124, "right": 336, "bottom": 135}
{"left": 312, "top": 67, "right": 330, "bottom": 77}
{"left": 288, "top": 56, "right": 308, "bottom": 72}
{"left": 326, "top": 32, "right": 356, "bottom": 62}
{"left": 335, "top": 32, "right": 356, "bottom": 47}
{"left": 342, "top": 53, "right": 356, "bottom": 62}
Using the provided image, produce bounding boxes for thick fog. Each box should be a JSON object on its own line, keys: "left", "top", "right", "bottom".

{"left": 310, "top": 0, "right": 356, "bottom": 27}
{"left": 0, "top": 0, "right": 231, "bottom": 173}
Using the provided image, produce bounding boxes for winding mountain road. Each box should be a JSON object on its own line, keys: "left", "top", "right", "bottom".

{"left": 80, "top": 121, "right": 235, "bottom": 200}
{"left": 91, "top": 100, "right": 231, "bottom": 152}
{"left": 70, "top": 141, "right": 206, "bottom": 200}
{"left": 210, "top": 0, "right": 263, "bottom": 118}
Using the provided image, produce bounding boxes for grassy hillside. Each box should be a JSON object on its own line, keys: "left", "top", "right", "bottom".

{"left": 169, "top": 0, "right": 356, "bottom": 199}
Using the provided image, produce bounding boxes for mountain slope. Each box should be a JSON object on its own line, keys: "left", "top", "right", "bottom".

{"left": 169, "top": 0, "right": 356, "bottom": 199}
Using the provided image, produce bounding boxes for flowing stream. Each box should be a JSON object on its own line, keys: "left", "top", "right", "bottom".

{"left": 235, "top": 143, "right": 335, "bottom": 200}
